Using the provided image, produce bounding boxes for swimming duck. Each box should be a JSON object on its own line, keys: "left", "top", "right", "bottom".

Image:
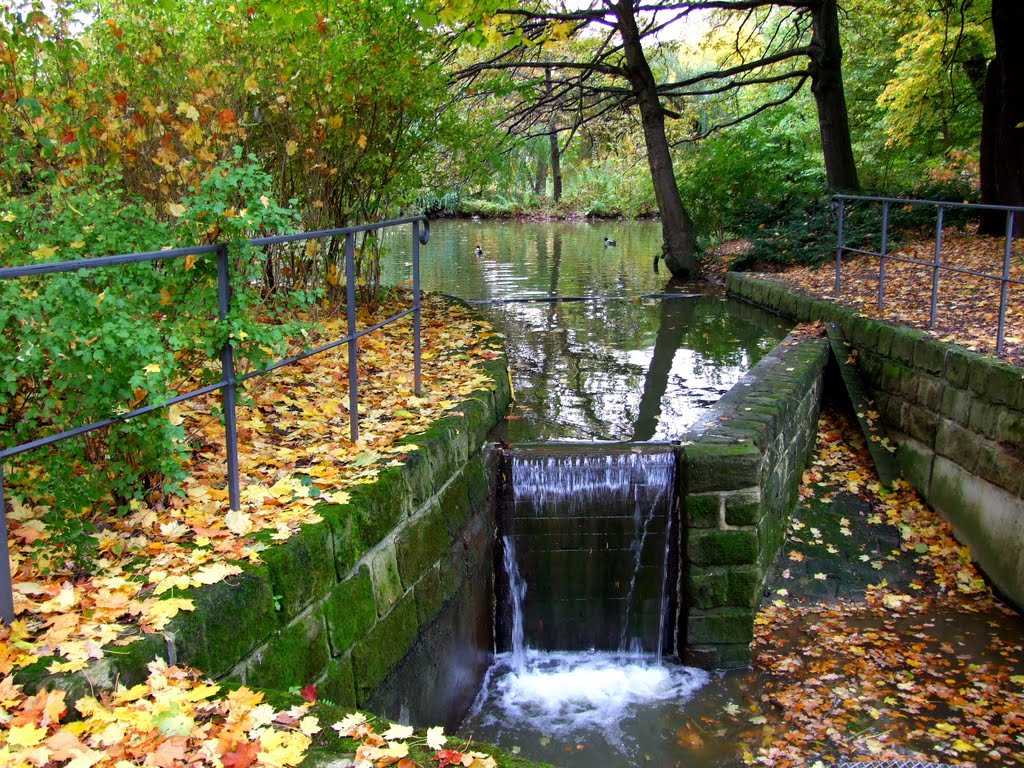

{"left": 474, "top": 245, "right": 484, "bottom": 256}
{"left": 604, "top": 237, "right": 616, "bottom": 247}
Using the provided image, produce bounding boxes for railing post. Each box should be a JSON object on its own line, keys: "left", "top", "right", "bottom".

{"left": 345, "top": 233, "right": 360, "bottom": 442}
{"left": 0, "top": 474, "right": 15, "bottom": 624}
{"left": 834, "top": 198, "right": 845, "bottom": 300}
{"left": 412, "top": 220, "right": 425, "bottom": 396}
{"left": 930, "top": 206, "right": 945, "bottom": 330}
{"left": 878, "top": 201, "right": 890, "bottom": 312}
{"left": 997, "top": 210, "right": 1015, "bottom": 355}
{"left": 216, "top": 244, "right": 242, "bottom": 512}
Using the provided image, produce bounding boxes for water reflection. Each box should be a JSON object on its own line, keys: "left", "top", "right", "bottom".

{"left": 382, "top": 220, "right": 790, "bottom": 441}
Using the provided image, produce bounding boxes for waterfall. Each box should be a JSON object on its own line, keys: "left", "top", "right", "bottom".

{"left": 502, "top": 449, "right": 675, "bottom": 656}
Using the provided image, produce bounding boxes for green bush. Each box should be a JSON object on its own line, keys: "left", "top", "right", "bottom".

{"left": 0, "top": 155, "right": 305, "bottom": 572}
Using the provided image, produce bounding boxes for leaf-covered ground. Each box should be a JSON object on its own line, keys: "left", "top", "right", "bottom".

{"left": 1, "top": 292, "right": 500, "bottom": 675}
{"left": 745, "top": 404, "right": 1024, "bottom": 766}
{"left": 751, "top": 232, "right": 1024, "bottom": 366}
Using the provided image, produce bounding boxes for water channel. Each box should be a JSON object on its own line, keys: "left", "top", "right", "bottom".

{"left": 383, "top": 220, "right": 794, "bottom": 766}
{"left": 379, "top": 220, "right": 1024, "bottom": 767}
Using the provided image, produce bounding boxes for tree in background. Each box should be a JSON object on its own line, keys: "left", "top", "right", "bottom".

{"left": 979, "top": 0, "right": 1023, "bottom": 232}
{"left": 453, "top": 0, "right": 860, "bottom": 278}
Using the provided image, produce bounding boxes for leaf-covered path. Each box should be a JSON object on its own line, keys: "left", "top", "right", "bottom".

{"left": 747, "top": 404, "right": 1024, "bottom": 766}
{"left": 751, "top": 232, "right": 1024, "bottom": 366}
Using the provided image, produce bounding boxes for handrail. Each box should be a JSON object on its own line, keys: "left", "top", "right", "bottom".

{"left": 0, "top": 215, "right": 430, "bottom": 624}
{"left": 832, "top": 195, "right": 1021, "bottom": 355}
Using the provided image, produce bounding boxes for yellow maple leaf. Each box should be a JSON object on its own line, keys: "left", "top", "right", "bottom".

{"left": 141, "top": 598, "right": 194, "bottom": 631}
{"left": 7, "top": 722, "right": 47, "bottom": 748}
{"left": 191, "top": 562, "right": 242, "bottom": 585}
{"left": 285, "top": 139, "right": 299, "bottom": 156}
{"left": 356, "top": 133, "right": 367, "bottom": 149}
{"left": 176, "top": 101, "right": 200, "bottom": 121}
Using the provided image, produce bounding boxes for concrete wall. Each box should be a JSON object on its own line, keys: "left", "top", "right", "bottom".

{"left": 727, "top": 272, "right": 1024, "bottom": 612}
{"left": 17, "top": 355, "right": 512, "bottom": 730}
{"left": 677, "top": 333, "right": 829, "bottom": 668}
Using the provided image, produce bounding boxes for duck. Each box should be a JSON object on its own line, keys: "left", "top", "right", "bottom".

{"left": 474, "top": 245, "right": 484, "bottom": 256}
{"left": 604, "top": 237, "right": 616, "bottom": 247}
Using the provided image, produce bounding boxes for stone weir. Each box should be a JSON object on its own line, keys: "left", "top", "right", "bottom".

{"left": 494, "top": 443, "right": 677, "bottom": 657}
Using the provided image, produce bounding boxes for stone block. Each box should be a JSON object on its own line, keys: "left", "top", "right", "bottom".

{"left": 688, "top": 529, "right": 758, "bottom": 566}
{"left": 996, "top": 410, "right": 1024, "bottom": 448}
{"left": 318, "top": 503, "right": 364, "bottom": 580}
{"left": 368, "top": 542, "right": 404, "bottom": 616}
{"left": 688, "top": 568, "right": 728, "bottom": 610}
{"left": 913, "top": 338, "right": 950, "bottom": 375}
{"left": 352, "top": 594, "right": 419, "bottom": 704}
{"left": 437, "top": 469, "right": 472, "bottom": 537}
{"left": 939, "top": 387, "right": 972, "bottom": 425}
{"left": 686, "top": 494, "right": 721, "bottom": 528}
{"left": 684, "top": 643, "right": 751, "bottom": 669}
{"left": 246, "top": 606, "right": 331, "bottom": 691}
{"left": 942, "top": 346, "right": 975, "bottom": 389}
{"left": 725, "top": 490, "right": 761, "bottom": 527}
{"left": 880, "top": 361, "right": 917, "bottom": 399}
{"left": 166, "top": 567, "right": 277, "bottom": 678}
{"left": 687, "top": 608, "right": 755, "bottom": 644}
{"left": 968, "top": 401, "right": 1001, "bottom": 441}
{"left": 727, "top": 565, "right": 763, "bottom": 608}
{"left": 888, "top": 325, "right": 928, "bottom": 365}
{"left": 974, "top": 440, "right": 1023, "bottom": 493}
{"left": 261, "top": 522, "right": 335, "bottom": 624}
{"left": 903, "top": 403, "right": 938, "bottom": 445}
{"left": 935, "top": 418, "right": 980, "bottom": 472}
{"left": 984, "top": 361, "right": 1024, "bottom": 407}
{"left": 349, "top": 467, "right": 409, "bottom": 550}
{"left": 916, "top": 374, "right": 944, "bottom": 413}
{"left": 685, "top": 443, "right": 762, "bottom": 494}
{"left": 324, "top": 564, "right": 377, "bottom": 656}
{"left": 395, "top": 502, "right": 452, "bottom": 590}
{"left": 321, "top": 651, "right": 357, "bottom": 708}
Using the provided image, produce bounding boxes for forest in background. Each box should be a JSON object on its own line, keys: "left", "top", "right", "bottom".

{"left": 0, "top": 0, "right": 1019, "bottom": 550}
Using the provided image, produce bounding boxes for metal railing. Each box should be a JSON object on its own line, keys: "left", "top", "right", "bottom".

{"left": 0, "top": 215, "right": 430, "bottom": 624}
{"left": 833, "top": 194, "right": 1023, "bottom": 355}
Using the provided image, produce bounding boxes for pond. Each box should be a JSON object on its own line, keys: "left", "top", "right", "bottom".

{"left": 383, "top": 220, "right": 791, "bottom": 443}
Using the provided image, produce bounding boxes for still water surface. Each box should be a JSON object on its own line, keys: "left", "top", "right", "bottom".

{"left": 383, "top": 220, "right": 790, "bottom": 442}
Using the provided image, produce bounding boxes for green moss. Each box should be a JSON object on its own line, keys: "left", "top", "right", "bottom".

{"left": 395, "top": 502, "right": 452, "bottom": 590}
{"left": 261, "top": 522, "right": 335, "bottom": 624}
{"left": 727, "top": 565, "right": 763, "bottom": 608}
{"left": 323, "top": 565, "right": 377, "bottom": 656}
{"left": 684, "top": 642, "right": 752, "bottom": 669}
{"left": 684, "top": 443, "right": 761, "bottom": 494}
{"left": 246, "top": 607, "right": 330, "bottom": 691}
{"left": 351, "top": 594, "right": 419, "bottom": 703}
{"left": 437, "top": 467, "right": 471, "bottom": 537}
{"left": 320, "top": 652, "right": 357, "bottom": 708}
{"left": 686, "top": 494, "right": 720, "bottom": 528}
{"left": 888, "top": 325, "right": 927, "bottom": 364}
{"left": 983, "top": 361, "right": 1024, "bottom": 407}
{"left": 687, "top": 608, "right": 755, "bottom": 644}
{"left": 688, "top": 568, "right": 728, "bottom": 610}
{"left": 725, "top": 491, "right": 761, "bottom": 527}
{"left": 942, "top": 345, "right": 974, "bottom": 389}
{"left": 318, "top": 502, "right": 364, "bottom": 578}
{"left": 167, "top": 566, "right": 277, "bottom": 678}
{"left": 368, "top": 542, "right": 404, "bottom": 616}
{"left": 688, "top": 530, "right": 758, "bottom": 566}
{"left": 412, "top": 563, "right": 445, "bottom": 628}
{"left": 349, "top": 467, "right": 409, "bottom": 550}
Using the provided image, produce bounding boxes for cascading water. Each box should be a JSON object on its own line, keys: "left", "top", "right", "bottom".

{"left": 464, "top": 448, "right": 709, "bottom": 764}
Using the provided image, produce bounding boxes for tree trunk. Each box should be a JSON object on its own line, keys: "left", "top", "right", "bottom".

{"left": 809, "top": 0, "right": 860, "bottom": 191}
{"left": 979, "top": 0, "right": 1024, "bottom": 235}
{"left": 533, "top": 150, "right": 548, "bottom": 196}
{"left": 545, "top": 67, "right": 562, "bottom": 202}
{"left": 614, "top": 1, "right": 697, "bottom": 279}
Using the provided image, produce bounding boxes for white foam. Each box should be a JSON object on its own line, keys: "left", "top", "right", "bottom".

{"left": 469, "top": 650, "right": 709, "bottom": 753}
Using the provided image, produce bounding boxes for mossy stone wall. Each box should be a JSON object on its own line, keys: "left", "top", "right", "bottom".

{"left": 18, "top": 356, "right": 512, "bottom": 729}
{"left": 727, "top": 272, "right": 1024, "bottom": 612}
{"left": 677, "top": 333, "right": 828, "bottom": 668}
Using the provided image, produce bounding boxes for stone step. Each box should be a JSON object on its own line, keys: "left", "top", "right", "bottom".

{"left": 826, "top": 323, "right": 901, "bottom": 488}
